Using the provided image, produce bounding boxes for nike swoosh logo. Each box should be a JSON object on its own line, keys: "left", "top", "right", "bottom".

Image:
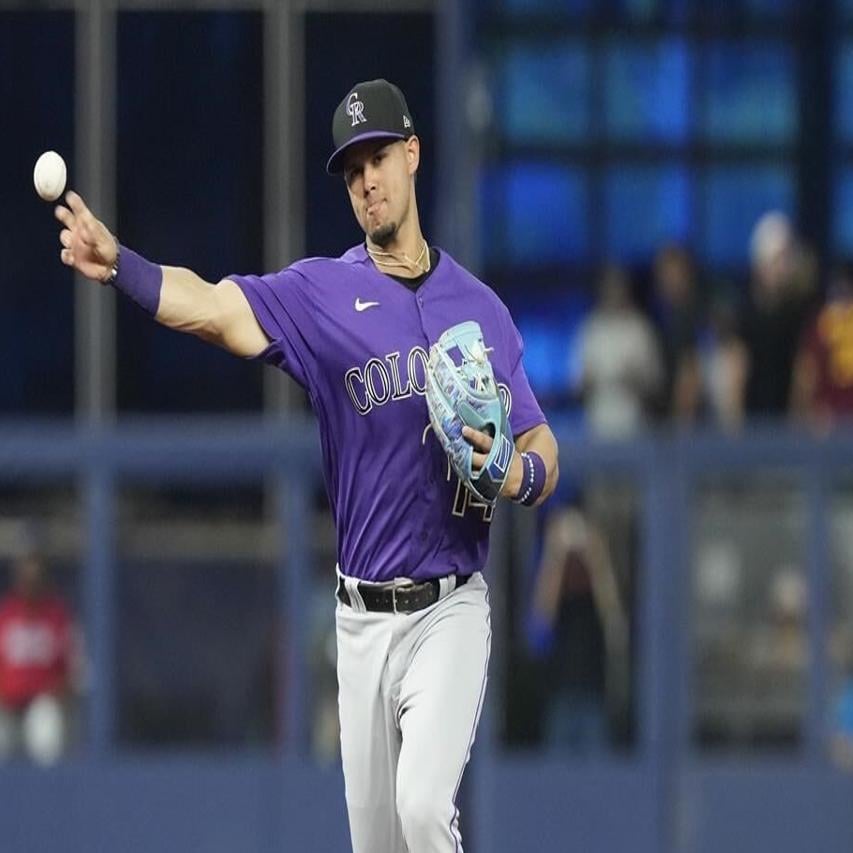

{"left": 355, "top": 298, "right": 380, "bottom": 312}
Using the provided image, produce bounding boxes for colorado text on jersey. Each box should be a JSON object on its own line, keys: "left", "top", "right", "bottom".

{"left": 343, "top": 344, "right": 512, "bottom": 417}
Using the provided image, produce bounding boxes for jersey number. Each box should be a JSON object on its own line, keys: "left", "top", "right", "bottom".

{"left": 448, "top": 460, "right": 494, "bottom": 523}
{"left": 422, "top": 422, "right": 494, "bottom": 523}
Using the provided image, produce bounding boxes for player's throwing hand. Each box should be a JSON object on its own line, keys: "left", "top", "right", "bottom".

{"left": 54, "top": 191, "right": 118, "bottom": 284}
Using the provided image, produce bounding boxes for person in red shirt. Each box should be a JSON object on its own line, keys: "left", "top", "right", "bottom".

{"left": 791, "top": 260, "right": 853, "bottom": 431}
{"left": 0, "top": 550, "right": 75, "bottom": 763}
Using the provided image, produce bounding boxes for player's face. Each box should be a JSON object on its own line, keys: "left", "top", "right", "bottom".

{"left": 343, "top": 137, "right": 419, "bottom": 247}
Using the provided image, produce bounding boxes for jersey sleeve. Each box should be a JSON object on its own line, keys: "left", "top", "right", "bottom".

{"left": 502, "top": 311, "right": 547, "bottom": 436}
{"left": 226, "top": 267, "right": 317, "bottom": 389}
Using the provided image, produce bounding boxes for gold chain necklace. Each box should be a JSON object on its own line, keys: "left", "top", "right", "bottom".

{"left": 366, "top": 238, "right": 431, "bottom": 276}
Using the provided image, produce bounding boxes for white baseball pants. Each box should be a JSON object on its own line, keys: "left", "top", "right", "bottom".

{"left": 335, "top": 571, "right": 491, "bottom": 853}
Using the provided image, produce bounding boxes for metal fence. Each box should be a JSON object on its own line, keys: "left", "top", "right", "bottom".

{"left": 1, "top": 420, "right": 852, "bottom": 852}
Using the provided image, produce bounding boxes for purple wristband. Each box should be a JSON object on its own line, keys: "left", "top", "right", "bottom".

{"left": 514, "top": 450, "right": 547, "bottom": 506}
{"left": 110, "top": 245, "right": 163, "bottom": 316}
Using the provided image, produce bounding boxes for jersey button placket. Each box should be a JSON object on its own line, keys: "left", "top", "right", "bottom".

{"left": 415, "top": 292, "right": 429, "bottom": 341}
{"left": 416, "top": 288, "right": 435, "bottom": 553}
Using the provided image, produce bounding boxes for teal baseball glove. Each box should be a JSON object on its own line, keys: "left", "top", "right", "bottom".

{"left": 425, "top": 320, "right": 515, "bottom": 506}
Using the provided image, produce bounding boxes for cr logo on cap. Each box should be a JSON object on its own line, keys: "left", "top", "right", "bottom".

{"left": 346, "top": 92, "right": 366, "bottom": 127}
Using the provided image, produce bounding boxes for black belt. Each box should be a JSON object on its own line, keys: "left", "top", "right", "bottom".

{"left": 336, "top": 573, "right": 470, "bottom": 614}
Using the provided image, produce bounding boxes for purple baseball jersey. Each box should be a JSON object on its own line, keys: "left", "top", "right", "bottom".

{"left": 228, "top": 244, "right": 546, "bottom": 582}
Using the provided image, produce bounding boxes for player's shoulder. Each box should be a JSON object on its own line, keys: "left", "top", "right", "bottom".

{"left": 437, "top": 249, "right": 515, "bottom": 319}
{"left": 435, "top": 249, "right": 504, "bottom": 299}
{"left": 283, "top": 244, "right": 370, "bottom": 283}
{"left": 436, "top": 248, "right": 485, "bottom": 288}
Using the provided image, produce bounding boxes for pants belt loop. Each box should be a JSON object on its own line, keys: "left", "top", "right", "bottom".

{"left": 337, "top": 565, "right": 367, "bottom": 613}
{"left": 346, "top": 576, "right": 367, "bottom": 613}
{"left": 437, "top": 574, "right": 453, "bottom": 601}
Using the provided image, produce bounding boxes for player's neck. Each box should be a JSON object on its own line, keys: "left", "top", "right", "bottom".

{"left": 366, "top": 224, "right": 429, "bottom": 278}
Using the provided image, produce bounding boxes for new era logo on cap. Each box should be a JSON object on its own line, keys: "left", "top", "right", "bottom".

{"left": 327, "top": 79, "right": 415, "bottom": 174}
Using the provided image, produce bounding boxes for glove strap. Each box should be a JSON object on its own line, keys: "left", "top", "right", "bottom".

{"left": 513, "top": 451, "right": 546, "bottom": 506}
{"left": 472, "top": 431, "right": 515, "bottom": 504}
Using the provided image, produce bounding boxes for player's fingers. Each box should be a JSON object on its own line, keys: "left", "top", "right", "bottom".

{"left": 462, "top": 426, "right": 493, "bottom": 452}
{"left": 64, "top": 191, "right": 87, "bottom": 215}
{"left": 60, "top": 248, "right": 74, "bottom": 266}
{"left": 470, "top": 450, "right": 487, "bottom": 471}
{"left": 65, "top": 192, "right": 99, "bottom": 231}
{"left": 59, "top": 229, "right": 72, "bottom": 249}
{"left": 54, "top": 204, "right": 74, "bottom": 229}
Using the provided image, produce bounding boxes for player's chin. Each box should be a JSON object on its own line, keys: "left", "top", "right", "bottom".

{"left": 368, "top": 221, "right": 398, "bottom": 247}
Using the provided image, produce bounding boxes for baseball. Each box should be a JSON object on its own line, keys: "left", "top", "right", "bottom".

{"left": 33, "top": 150, "right": 67, "bottom": 202}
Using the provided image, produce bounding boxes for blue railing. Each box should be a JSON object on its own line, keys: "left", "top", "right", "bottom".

{"left": 0, "top": 419, "right": 851, "bottom": 853}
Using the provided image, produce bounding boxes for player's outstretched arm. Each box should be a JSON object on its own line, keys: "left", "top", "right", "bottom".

{"left": 54, "top": 191, "right": 269, "bottom": 358}
{"left": 156, "top": 269, "right": 269, "bottom": 357}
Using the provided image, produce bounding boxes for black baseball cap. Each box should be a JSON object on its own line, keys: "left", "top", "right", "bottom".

{"left": 326, "top": 79, "right": 415, "bottom": 175}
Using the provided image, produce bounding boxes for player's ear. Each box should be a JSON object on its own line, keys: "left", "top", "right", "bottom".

{"left": 405, "top": 136, "right": 420, "bottom": 177}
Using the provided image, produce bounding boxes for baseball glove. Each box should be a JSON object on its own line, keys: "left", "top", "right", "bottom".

{"left": 425, "top": 320, "right": 515, "bottom": 506}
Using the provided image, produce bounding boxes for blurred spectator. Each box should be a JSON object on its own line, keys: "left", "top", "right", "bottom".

{"left": 791, "top": 260, "right": 853, "bottom": 432}
{"left": 750, "top": 566, "right": 808, "bottom": 675}
{"left": 738, "top": 212, "right": 815, "bottom": 420}
{"left": 0, "top": 549, "right": 79, "bottom": 764}
{"left": 746, "top": 565, "right": 807, "bottom": 745}
{"left": 579, "top": 264, "right": 663, "bottom": 438}
{"left": 829, "top": 507, "right": 853, "bottom": 769}
{"left": 575, "top": 265, "right": 649, "bottom": 685}
{"left": 527, "top": 490, "right": 629, "bottom": 752}
{"left": 651, "top": 243, "right": 703, "bottom": 425}
{"left": 699, "top": 289, "right": 749, "bottom": 432}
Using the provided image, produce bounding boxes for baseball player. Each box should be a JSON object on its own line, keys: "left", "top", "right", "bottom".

{"left": 53, "top": 79, "right": 558, "bottom": 852}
